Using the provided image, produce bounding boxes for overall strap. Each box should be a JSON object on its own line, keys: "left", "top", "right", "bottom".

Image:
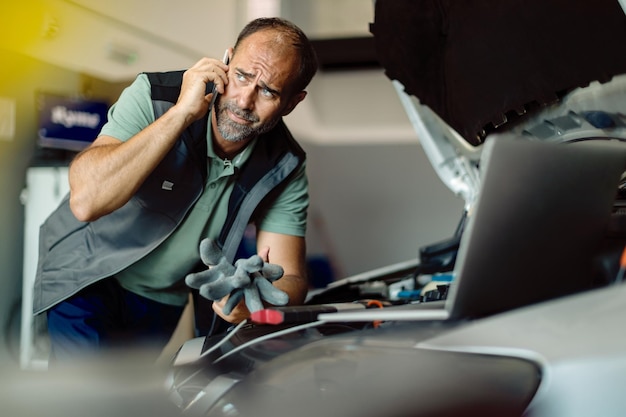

{"left": 218, "top": 122, "right": 305, "bottom": 261}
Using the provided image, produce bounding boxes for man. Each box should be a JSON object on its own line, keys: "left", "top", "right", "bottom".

{"left": 33, "top": 17, "right": 318, "bottom": 362}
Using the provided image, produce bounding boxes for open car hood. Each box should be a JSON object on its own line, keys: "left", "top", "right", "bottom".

{"left": 371, "top": 0, "right": 626, "bottom": 209}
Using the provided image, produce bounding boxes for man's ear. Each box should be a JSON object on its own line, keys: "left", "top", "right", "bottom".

{"left": 281, "top": 91, "right": 307, "bottom": 116}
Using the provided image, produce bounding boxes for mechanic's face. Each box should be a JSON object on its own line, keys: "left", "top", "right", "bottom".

{"left": 215, "top": 30, "right": 305, "bottom": 142}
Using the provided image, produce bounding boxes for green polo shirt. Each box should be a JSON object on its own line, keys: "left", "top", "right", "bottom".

{"left": 98, "top": 74, "right": 308, "bottom": 306}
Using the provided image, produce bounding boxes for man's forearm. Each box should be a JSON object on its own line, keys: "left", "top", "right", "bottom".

{"left": 274, "top": 273, "right": 308, "bottom": 306}
{"left": 68, "top": 106, "right": 191, "bottom": 222}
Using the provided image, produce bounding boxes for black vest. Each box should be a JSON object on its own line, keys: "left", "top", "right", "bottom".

{"left": 33, "top": 71, "right": 305, "bottom": 315}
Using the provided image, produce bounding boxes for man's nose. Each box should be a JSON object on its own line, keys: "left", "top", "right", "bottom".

{"left": 236, "top": 84, "right": 256, "bottom": 110}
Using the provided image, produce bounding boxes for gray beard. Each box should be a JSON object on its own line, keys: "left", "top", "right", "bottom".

{"left": 215, "top": 98, "right": 280, "bottom": 143}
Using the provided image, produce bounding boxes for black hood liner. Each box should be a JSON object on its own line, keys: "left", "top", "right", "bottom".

{"left": 371, "top": 0, "right": 626, "bottom": 146}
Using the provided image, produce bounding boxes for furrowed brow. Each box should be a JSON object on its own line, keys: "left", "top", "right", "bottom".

{"left": 236, "top": 67, "right": 281, "bottom": 97}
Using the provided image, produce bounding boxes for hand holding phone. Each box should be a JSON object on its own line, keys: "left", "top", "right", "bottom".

{"left": 208, "top": 49, "right": 230, "bottom": 111}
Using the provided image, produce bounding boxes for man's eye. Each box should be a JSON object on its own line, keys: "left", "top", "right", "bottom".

{"left": 236, "top": 73, "right": 246, "bottom": 82}
{"left": 261, "top": 88, "right": 274, "bottom": 98}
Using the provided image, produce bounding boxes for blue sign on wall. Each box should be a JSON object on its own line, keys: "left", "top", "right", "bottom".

{"left": 37, "top": 93, "right": 108, "bottom": 152}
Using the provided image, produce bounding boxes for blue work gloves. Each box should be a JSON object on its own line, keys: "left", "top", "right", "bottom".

{"left": 185, "top": 238, "right": 289, "bottom": 315}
